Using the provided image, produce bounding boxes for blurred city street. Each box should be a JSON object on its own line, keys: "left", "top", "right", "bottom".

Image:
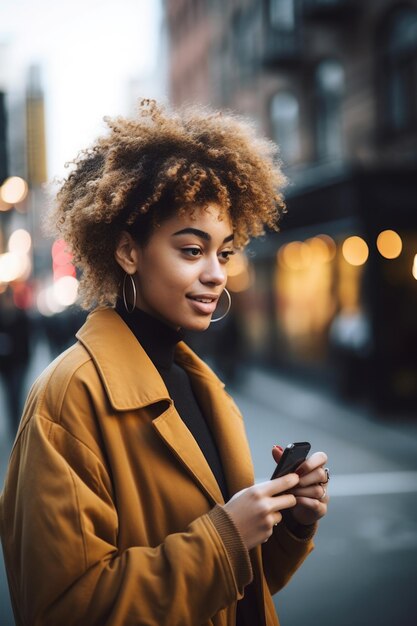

{"left": 1, "top": 1, "right": 417, "bottom": 623}
{"left": 232, "top": 370, "right": 417, "bottom": 626}
{"left": 1, "top": 336, "right": 417, "bottom": 626}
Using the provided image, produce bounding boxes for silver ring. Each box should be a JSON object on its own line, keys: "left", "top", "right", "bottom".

{"left": 319, "top": 485, "right": 327, "bottom": 500}
{"left": 320, "top": 467, "right": 330, "bottom": 486}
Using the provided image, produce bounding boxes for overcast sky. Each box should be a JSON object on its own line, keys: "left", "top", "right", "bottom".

{"left": 0, "top": 0, "right": 163, "bottom": 178}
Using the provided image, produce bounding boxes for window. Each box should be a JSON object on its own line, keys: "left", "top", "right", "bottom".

{"left": 233, "top": 6, "right": 259, "bottom": 81}
{"left": 315, "top": 59, "right": 345, "bottom": 161}
{"left": 270, "top": 91, "right": 301, "bottom": 164}
{"left": 269, "top": 0, "right": 296, "bottom": 30}
{"left": 381, "top": 7, "right": 417, "bottom": 132}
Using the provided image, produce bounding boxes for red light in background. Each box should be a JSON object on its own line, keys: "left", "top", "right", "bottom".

{"left": 51, "top": 240, "right": 75, "bottom": 280}
{"left": 12, "top": 282, "right": 33, "bottom": 309}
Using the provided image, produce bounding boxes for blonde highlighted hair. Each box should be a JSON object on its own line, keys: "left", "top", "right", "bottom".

{"left": 48, "top": 99, "right": 287, "bottom": 309}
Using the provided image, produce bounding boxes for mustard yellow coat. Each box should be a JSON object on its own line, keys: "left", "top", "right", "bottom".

{"left": 0, "top": 308, "right": 314, "bottom": 626}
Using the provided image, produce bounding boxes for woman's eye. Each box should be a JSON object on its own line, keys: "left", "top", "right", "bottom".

{"left": 182, "top": 247, "right": 202, "bottom": 257}
{"left": 219, "top": 250, "right": 235, "bottom": 263}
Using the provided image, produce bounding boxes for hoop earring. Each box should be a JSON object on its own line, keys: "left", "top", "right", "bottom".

{"left": 210, "top": 288, "right": 231, "bottom": 323}
{"left": 122, "top": 273, "right": 137, "bottom": 314}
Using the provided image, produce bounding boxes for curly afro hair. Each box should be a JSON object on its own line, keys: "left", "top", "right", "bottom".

{"left": 48, "top": 99, "right": 287, "bottom": 309}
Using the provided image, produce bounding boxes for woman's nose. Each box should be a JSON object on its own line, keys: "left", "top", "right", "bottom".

{"left": 200, "top": 256, "right": 226, "bottom": 286}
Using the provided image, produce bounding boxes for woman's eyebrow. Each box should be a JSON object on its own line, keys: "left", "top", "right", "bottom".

{"left": 172, "top": 228, "right": 234, "bottom": 243}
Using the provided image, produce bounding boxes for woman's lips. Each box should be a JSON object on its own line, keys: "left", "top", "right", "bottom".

{"left": 186, "top": 295, "right": 218, "bottom": 315}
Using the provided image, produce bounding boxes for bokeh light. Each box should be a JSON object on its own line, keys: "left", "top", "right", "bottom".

{"left": 316, "top": 234, "right": 336, "bottom": 260}
{"left": 342, "top": 236, "right": 369, "bottom": 266}
{"left": 278, "top": 241, "right": 311, "bottom": 270}
{"left": 227, "top": 251, "right": 248, "bottom": 277}
{"left": 306, "top": 235, "right": 336, "bottom": 263}
{"left": 36, "top": 285, "right": 65, "bottom": 316}
{"left": 8, "top": 229, "right": 32, "bottom": 255}
{"left": 52, "top": 239, "right": 76, "bottom": 279}
{"left": 0, "top": 197, "right": 12, "bottom": 212}
{"left": 376, "top": 229, "right": 402, "bottom": 259}
{"left": 0, "top": 252, "right": 31, "bottom": 282}
{"left": 53, "top": 276, "right": 79, "bottom": 306}
{"left": 278, "top": 235, "right": 337, "bottom": 270}
{"left": 0, "top": 177, "right": 29, "bottom": 205}
{"left": 227, "top": 252, "right": 252, "bottom": 292}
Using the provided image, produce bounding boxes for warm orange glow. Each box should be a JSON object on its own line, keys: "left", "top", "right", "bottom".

{"left": 317, "top": 234, "right": 336, "bottom": 260}
{"left": 0, "top": 177, "right": 28, "bottom": 205}
{"left": 377, "top": 230, "right": 402, "bottom": 259}
{"left": 226, "top": 252, "right": 252, "bottom": 292}
{"left": 227, "top": 271, "right": 252, "bottom": 292}
{"left": 278, "top": 235, "right": 337, "bottom": 271}
{"left": 227, "top": 251, "right": 248, "bottom": 277}
{"left": 342, "top": 236, "right": 369, "bottom": 266}
{"left": 306, "top": 236, "right": 332, "bottom": 264}
{"left": 337, "top": 248, "right": 362, "bottom": 311}
{"left": 278, "top": 241, "right": 312, "bottom": 270}
{"left": 0, "top": 197, "right": 12, "bottom": 212}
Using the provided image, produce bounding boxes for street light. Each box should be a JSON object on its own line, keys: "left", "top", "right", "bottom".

{"left": 0, "top": 177, "right": 29, "bottom": 205}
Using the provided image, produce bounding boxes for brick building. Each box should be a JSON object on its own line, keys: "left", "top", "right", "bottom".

{"left": 165, "top": 0, "right": 417, "bottom": 413}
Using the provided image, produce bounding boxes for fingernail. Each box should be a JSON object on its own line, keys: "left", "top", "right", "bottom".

{"left": 273, "top": 445, "right": 283, "bottom": 451}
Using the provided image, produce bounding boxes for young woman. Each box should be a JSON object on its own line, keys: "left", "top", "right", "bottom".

{"left": 0, "top": 100, "right": 329, "bottom": 626}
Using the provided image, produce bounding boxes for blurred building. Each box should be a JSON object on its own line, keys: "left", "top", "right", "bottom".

{"left": 0, "top": 64, "right": 49, "bottom": 310}
{"left": 0, "top": 92, "right": 7, "bottom": 185}
{"left": 165, "top": 0, "right": 417, "bottom": 413}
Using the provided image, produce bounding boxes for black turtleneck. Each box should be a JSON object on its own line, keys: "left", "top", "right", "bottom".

{"left": 115, "top": 301, "right": 229, "bottom": 502}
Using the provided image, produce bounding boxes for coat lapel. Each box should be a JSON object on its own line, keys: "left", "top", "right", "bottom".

{"left": 76, "top": 308, "right": 171, "bottom": 411}
{"left": 152, "top": 405, "right": 225, "bottom": 505}
{"left": 176, "top": 343, "right": 255, "bottom": 498}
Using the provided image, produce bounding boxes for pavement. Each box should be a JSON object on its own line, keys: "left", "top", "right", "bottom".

{"left": 1, "top": 341, "right": 417, "bottom": 625}
{"left": 229, "top": 369, "right": 417, "bottom": 626}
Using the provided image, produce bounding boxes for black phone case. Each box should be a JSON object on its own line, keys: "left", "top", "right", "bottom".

{"left": 271, "top": 442, "right": 311, "bottom": 479}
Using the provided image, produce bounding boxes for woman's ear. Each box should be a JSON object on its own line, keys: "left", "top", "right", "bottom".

{"left": 114, "top": 231, "right": 140, "bottom": 274}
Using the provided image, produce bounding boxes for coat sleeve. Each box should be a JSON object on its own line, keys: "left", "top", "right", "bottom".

{"left": 0, "top": 414, "right": 252, "bottom": 626}
{"left": 261, "top": 520, "right": 316, "bottom": 595}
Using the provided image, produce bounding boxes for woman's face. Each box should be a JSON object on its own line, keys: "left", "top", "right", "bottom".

{"left": 129, "top": 204, "right": 234, "bottom": 330}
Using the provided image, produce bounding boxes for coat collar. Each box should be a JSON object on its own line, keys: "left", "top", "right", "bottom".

{"left": 76, "top": 308, "right": 172, "bottom": 411}
{"left": 76, "top": 308, "right": 229, "bottom": 412}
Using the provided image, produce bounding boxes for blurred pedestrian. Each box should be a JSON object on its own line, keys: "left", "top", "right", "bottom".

{"left": 0, "top": 100, "right": 329, "bottom": 626}
{"left": 0, "top": 287, "right": 30, "bottom": 435}
{"left": 43, "top": 307, "right": 87, "bottom": 358}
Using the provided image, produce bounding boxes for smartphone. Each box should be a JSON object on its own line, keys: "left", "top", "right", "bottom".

{"left": 271, "top": 442, "right": 311, "bottom": 480}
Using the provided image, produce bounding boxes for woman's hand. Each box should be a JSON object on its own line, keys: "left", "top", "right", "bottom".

{"left": 272, "top": 447, "right": 329, "bottom": 527}
{"left": 223, "top": 473, "right": 299, "bottom": 550}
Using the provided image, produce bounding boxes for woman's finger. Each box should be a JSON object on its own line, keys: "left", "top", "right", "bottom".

{"left": 297, "top": 466, "right": 329, "bottom": 487}
{"left": 264, "top": 472, "right": 300, "bottom": 496}
{"left": 295, "top": 495, "right": 329, "bottom": 511}
{"left": 268, "top": 493, "right": 297, "bottom": 513}
{"left": 271, "top": 445, "right": 284, "bottom": 464}
{"left": 292, "top": 484, "right": 328, "bottom": 499}
{"left": 297, "top": 494, "right": 330, "bottom": 508}
{"left": 296, "top": 451, "right": 328, "bottom": 478}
